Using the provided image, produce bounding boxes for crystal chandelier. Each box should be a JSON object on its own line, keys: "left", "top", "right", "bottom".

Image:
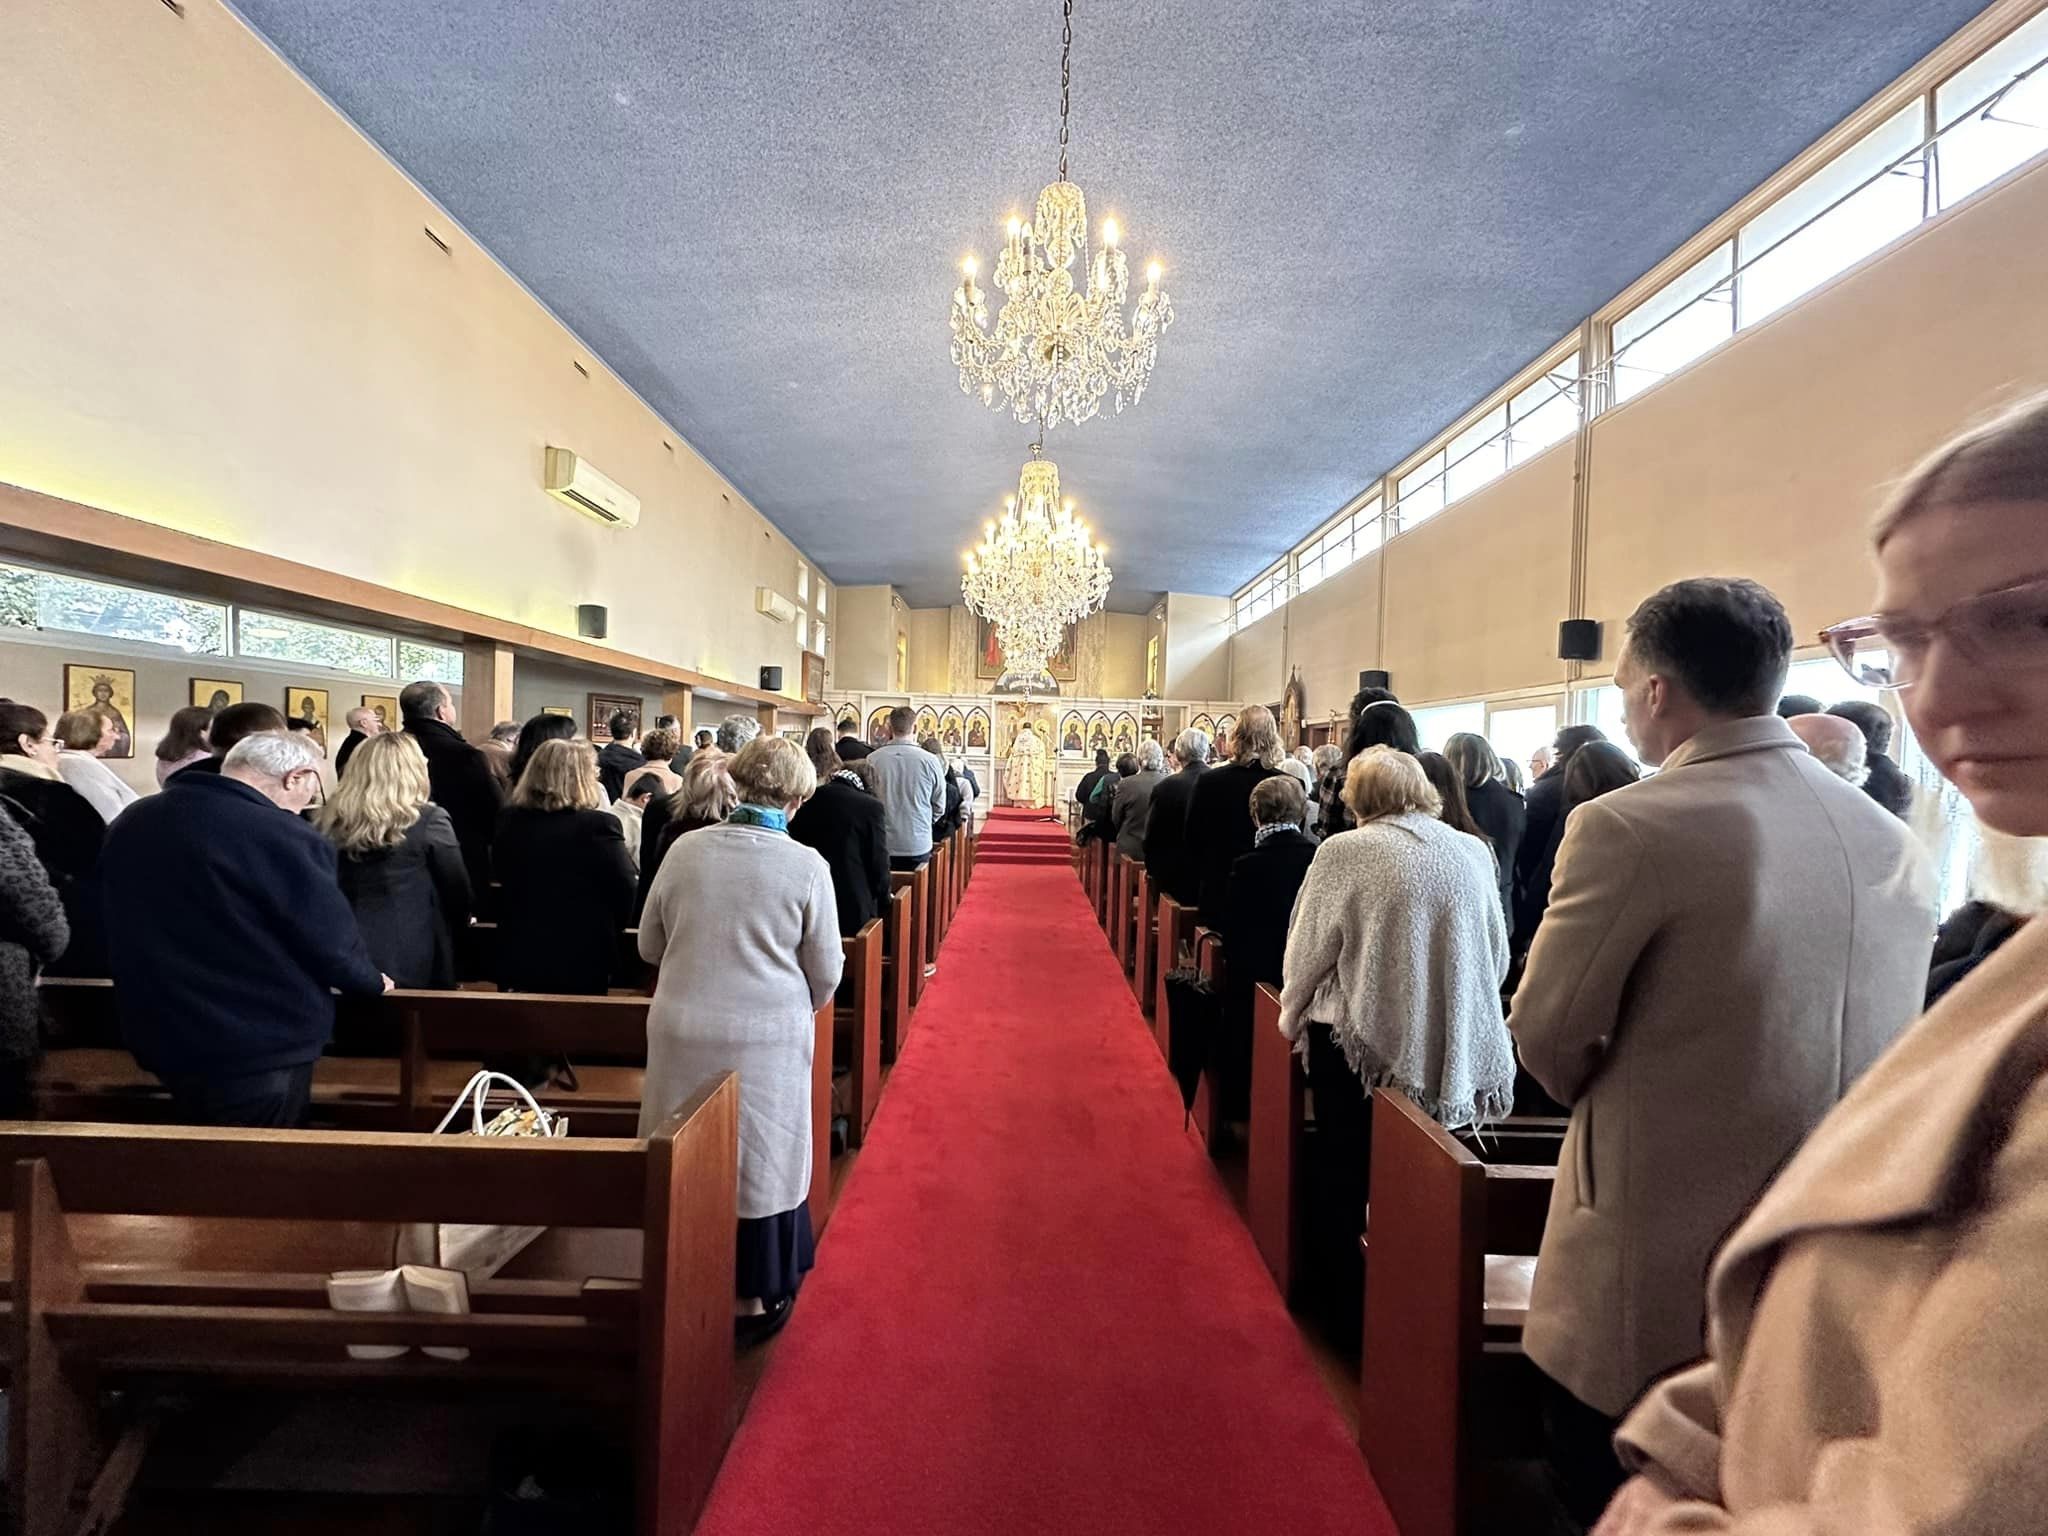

{"left": 962, "top": 442, "right": 1113, "bottom": 682}
{"left": 949, "top": 0, "right": 1176, "bottom": 432}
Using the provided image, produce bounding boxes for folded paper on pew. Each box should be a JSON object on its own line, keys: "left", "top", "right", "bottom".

{"left": 398, "top": 1070, "right": 567, "bottom": 1279}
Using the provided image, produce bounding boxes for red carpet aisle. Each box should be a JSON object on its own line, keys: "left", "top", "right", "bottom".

{"left": 695, "top": 810, "right": 1396, "bottom": 1535}
{"left": 973, "top": 804, "right": 1075, "bottom": 865}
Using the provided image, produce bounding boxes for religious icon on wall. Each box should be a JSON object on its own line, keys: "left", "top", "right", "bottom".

{"left": 1280, "top": 669, "right": 1307, "bottom": 752}
{"left": 974, "top": 616, "right": 1079, "bottom": 682}
{"left": 837, "top": 709, "right": 861, "bottom": 736}
{"left": 542, "top": 706, "right": 574, "bottom": 718}
{"left": 965, "top": 709, "right": 990, "bottom": 751}
{"left": 1059, "top": 711, "right": 1085, "bottom": 754}
{"left": 360, "top": 693, "right": 399, "bottom": 732}
{"left": 939, "top": 707, "right": 965, "bottom": 754}
{"left": 190, "top": 678, "right": 243, "bottom": 710}
{"left": 65, "top": 665, "right": 134, "bottom": 759}
{"left": 1216, "top": 713, "right": 1238, "bottom": 752}
{"left": 1190, "top": 713, "right": 1216, "bottom": 737}
{"left": 867, "top": 706, "right": 893, "bottom": 745}
{"left": 588, "top": 694, "right": 640, "bottom": 742}
{"left": 1112, "top": 713, "right": 1137, "bottom": 756}
{"left": 914, "top": 707, "right": 939, "bottom": 741}
{"left": 284, "top": 687, "right": 330, "bottom": 733}
{"left": 1088, "top": 711, "right": 1110, "bottom": 756}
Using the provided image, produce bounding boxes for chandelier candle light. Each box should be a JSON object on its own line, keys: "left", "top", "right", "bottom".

{"left": 949, "top": 0, "right": 1175, "bottom": 431}
{"left": 962, "top": 443, "right": 1113, "bottom": 686}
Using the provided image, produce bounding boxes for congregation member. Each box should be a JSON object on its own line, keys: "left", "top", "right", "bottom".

{"left": 152, "top": 704, "right": 216, "bottom": 785}
{"left": 694, "top": 728, "right": 715, "bottom": 753}
{"left": 0, "top": 806, "right": 67, "bottom": 1115}
{"left": 921, "top": 736, "right": 964, "bottom": 844}
{"left": 644, "top": 749, "right": 741, "bottom": 903}
{"left": 401, "top": 680, "right": 503, "bottom": 898}
{"left": 333, "top": 704, "right": 383, "bottom": 778}
{"left": 1217, "top": 776, "right": 1317, "bottom": 1118}
{"left": 1417, "top": 749, "right": 1493, "bottom": 851}
{"left": 638, "top": 734, "right": 843, "bottom": 1342}
{"left": 609, "top": 772, "right": 659, "bottom": 870}
{"left": 868, "top": 705, "right": 946, "bottom": 874}
{"left": 1318, "top": 693, "right": 1419, "bottom": 838}
{"left": 1142, "top": 726, "right": 1209, "bottom": 905}
{"left": 491, "top": 739, "right": 636, "bottom": 996}
{"left": 1278, "top": 746, "right": 1512, "bottom": 1305}
{"left": 834, "top": 720, "right": 871, "bottom": 761}
{"left": 508, "top": 711, "right": 578, "bottom": 789}
{"left": 0, "top": 702, "right": 108, "bottom": 975}
{"left": 103, "top": 731, "right": 390, "bottom": 1126}
{"left": 628, "top": 726, "right": 687, "bottom": 873}
{"left": 1110, "top": 738, "right": 1168, "bottom": 860}
{"left": 1604, "top": 393, "right": 2048, "bottom": 1535}
{"left": 285, "top": 716, "right": 329, "bottom": 804}
{"left": 596, "top": 710, "right": 647, "bottom": 803}
{"left": 1561, "top": 739, "right": 1643, "bottom": 812}
{"left": 1073, "top": 748, "right": 1113, "bottom": 820}
{"left": 174, "top": 700, "right": 286, "bottom": 777}
{"left": 1187, "top": 705, "right": 1286, "bottom": 928}
{"left": 1501, "top": 756, "right": 1526, "bottom": 794}
{"left": 1085, "top": 753, "right": 1136, "bottom": 844}
{"left": 1774, "top": 692, "right": 1822, "bottom": 718}
{"left": 652, "top": 714, "right": 693, "bottom": 772}
{"left": 716, "top": 714, "right": 761, "bottom": 754}
{"left": 1827, "top": 698, "right": 1914, "bottom": 818}
{"left": 317, "top": 731, "right": 472, "bottom": 989}
{"left": 53, "top": 709, "right": 139, "bottom": 823}
{"left": 1279, "top": 745, "right": 1317, "bottom": 796}
{"left": 1511, "top": 722, "right": 1607, "bottom": 954}
{"left": 1445, "top": 732, "right": 1524, "bottom": 929}
{"left": 476, "top": 719, "right": 522, "bottom": 790}
{"left": 1528, "top": 745, "right": 1553, "bottom": 781}
{"left": 1785, "top": 711, "right": 1869, "bottom": 785}
{"left": 790, "top": 726, "right": 891, "bottom": 937}
{"left": 1509, "top": 576, "right": 1931, "bottom": 1525}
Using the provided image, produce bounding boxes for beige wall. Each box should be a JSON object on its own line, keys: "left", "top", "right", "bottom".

{"left": 4, "top": 1, "right": 822, "bottom": 698}
{"left": 830, "top": 586, "right": 899, "bottom": 694}
{"left": 1164, "top": 593, "right": 1233, "bottom": 701}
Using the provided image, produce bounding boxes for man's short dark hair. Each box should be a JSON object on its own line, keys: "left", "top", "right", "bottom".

{"left": 1828, "top": 700, "right": 1894, "bottom": 756}
{"left": 694, "top": 730, "right": 713, "bottom": 747}
{"left": 210, "top": 702, "right": 287, "bottom": 752}
{"left": 623, "top": 769, "right": 662, "bottom": 801}
{"left": 608, "top": 711, "right": 634, "bottom": 741}
{"left": 398, "top": 680, "right": 446, "bottom": 721}
{"left": 1094, "top": 748, "right": 1111, "bottom": 768}
{"left": 1115, "top": 753, "right": 1138, "bottom": 777}
{"left": 887, "top": 705, "right": 916, "bottom": 737}
{"left": 1552, "top": 723, "right": 1607, "bottom": 771}
{"left": 1775, "top": 695, "right": 1823, "bottom": 719}
{"left": 1626, "top": 578, "right": 1792, "bottom": 718}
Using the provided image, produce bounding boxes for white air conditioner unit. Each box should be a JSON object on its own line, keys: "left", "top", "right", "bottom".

{"left": 544, "top": 446, "right": 641, "bottom": 528}
{"left": 755, "top": 587, "right": 798, "bottom": 624}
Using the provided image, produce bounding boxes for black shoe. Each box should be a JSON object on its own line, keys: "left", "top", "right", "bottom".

{"left": 735, "top": 1294, "right": 795, "bottom": 1348}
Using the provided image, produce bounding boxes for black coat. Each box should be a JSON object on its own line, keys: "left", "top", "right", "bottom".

{"left": 790, "top": 775, "right": 892, "bottom": 938}
{"left": 934, "top": 770, "right": 965, "bottom": 843}
{"left": 1863, "top": 750, "right": 1914, "bottom": 819}
{"left": 596, "top": 742, "right": 648, "bottom": 805}
{"left": 333, "top": 729, "right": 369, "bottom": 778}
{"left": 1221, "top": 827, "right": 1318, "bottom": 1007}
{"left": 332, "top": 804, "right": 473, "bottom": 988}
{"left": 1512, "top": 765, "right": 1568, "bottom": 950}
{"left": 1187, "top": 760, "right": 1283, "bottom": 929}
{"left": 1143, "top": 762, "right": 1204, "bottom": 906}
{"left": 0, "top": 767, "right": 106, "bottom": 976}
{"left": 1463, "top": 778, "right": 1526, "bottom": 937}
{"left": 1074, "top": 766, "right": 1111, "bottom": 812}
{"left": 636, "top": 791, "right": 677, "bottom": 916}
{"left": 101, "top": 772, "right": 384, "bottom": 1077}
{"left": 406, "top": 717, "right": 503, "bottom": 901}
{"left": 491, "top": 806, "right": 637, "bottom": 996}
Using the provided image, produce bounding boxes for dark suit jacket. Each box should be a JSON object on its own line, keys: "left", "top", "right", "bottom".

{"left": 1221, "top": 828, "right": 1318, "bottom": 1006}
{"left": 1143, "top": 762, "right": 1204, "bottom": 906}
{"left": 1863, "top": 750, "right": 1914, "bottom": 819}
{"left": 406, "top": 717, "right": 504, "bottom": 902}
{"left": 490, "top": 806, "right": 636, "bottom": 995}
{"left": 334, "top": 729, "right": 369, "bottom": 778}
{"left": 1464, "top": 778, "right": 1526, "bottom": 936}
{"left": 333, "top": 804, "right": 473, "bottom": 988}
{"left": 1512, "top": 765, "right": 1568, "bottom": 950}
{"left": 791, "top": 776, "right": 892, "bottom": 937}
{"left": 596, "top": 742, "right": 647, "bottom": 805}
{"left": 1187, "top": 761, "right": 1282, "bottom": 929}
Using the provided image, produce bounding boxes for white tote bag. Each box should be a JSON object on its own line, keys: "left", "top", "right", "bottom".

{"left": 396, "top": 1070, "right": 568, "bottom": 1278}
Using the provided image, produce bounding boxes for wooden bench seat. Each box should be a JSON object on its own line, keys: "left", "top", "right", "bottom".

{"left": 1153, "top": 895, "right": 1197, "bottom": 1062}
{"left": 835, "top": 917, "right": 884, "bottom": 1147}
{"left": 880, "top": 883, "right": 914, "bottom": 1062}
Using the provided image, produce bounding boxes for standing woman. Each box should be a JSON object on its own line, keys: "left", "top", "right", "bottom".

{"left": 1445, "top": 732, "right": 1524, "bottom": 931}
{"left": 0, "top": 702, "right": 107, "bottom": 976}
{"left": 506, "top": 712, "right": 580, "bottom": 794}
{"left": 492, "top": 739, "right": 636, "bottom": 995}
{"left": 316, "top": 732, "right": 472, "bottom": 988}
{"left": 638, "top": 735, "right": 843, "bottom": 1341}
{"left": 0, "top": 807, "right": 68, "bottom": 1113}
{"left": 640, "top": 750, "right": 741, "bottom": 909}
{"left": 1320, "top": 694, "right": 1421, "bottom": 838}
{"left": 1185, "top": 704, "right": 1289, "bottom": 928}
{"left": 52, "top": 710, "right": 140, "bottom": 823}
{"left": 154, "top": 705, "right": 216, "bottom": 786}
{"left": 1602, "top": 393, "right": 2048, "bottom": 1533}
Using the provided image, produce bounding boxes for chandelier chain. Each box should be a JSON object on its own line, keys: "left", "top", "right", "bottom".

{"left": 1058, "top": 0, "right": 1072, "bottom": 181}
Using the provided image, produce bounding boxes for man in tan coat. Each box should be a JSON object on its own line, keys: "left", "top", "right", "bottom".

{"left": 1510, "top": 577, "right": 1932, "bottom": 1523}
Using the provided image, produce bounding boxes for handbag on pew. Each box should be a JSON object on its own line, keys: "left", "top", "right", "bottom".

{"left": 1162, "top": 937, "right": 1221, "bottom": 1126}
{"left": 396, "top": 1070, "right": 567, "bottom": 1279}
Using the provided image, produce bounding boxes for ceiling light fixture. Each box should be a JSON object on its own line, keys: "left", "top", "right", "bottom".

{"left": 949, "top": 0, "right": 1175, "bottom": 432}
{"left": 961, "top": 439, "right": 1113, "bottom": 689}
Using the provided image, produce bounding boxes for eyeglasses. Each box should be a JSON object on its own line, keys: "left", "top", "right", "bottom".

{"left": 1821, "top": 574, "right": 2048, "bottom": 690}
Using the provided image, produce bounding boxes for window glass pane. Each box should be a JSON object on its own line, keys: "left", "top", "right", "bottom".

{"left": 1587, "top": 685, "right": 1639, "bottom": 764}
{"left": 1778, "top": 655, "right": 1886, "bottom": 712}
{"left": 1485, "top": 702, "right": 1559, "bottom": 777}
{"left": 796, "top": 564, "right": 809, "bottom": 601}
{"left": 4, "top": 565, "right": 229, "bottom": 654}
{"left": 1445, "top": 405, "right": 1508, "bottom": 504}
{"left": 1612, "top": 244, "right": 1734, "bottom": 401}
{"left": 1410, "top": 700, "right": 1486, "bottom": 751}
{"left": 1936, "top": 11, "right": 2048, "bottom": 208}
{"left": 1738, "top": 103, "right": 1926, "bottom": 327}
{"left": 1298, "top": 553, "right": 1325, "bottom": 592}
{"left": 813, "top": 621, "right": 828, "bottom": 656}
{"left": 1355, "top": 513, "right": 1384, "bottom": 556}
{"left": 1510, "top": 361, "right": 1581, "bottom": 463}
{"left": 238, "top": 611, "right": 393, "bottom": 676}
{"left": 1397, "top": 452, "right": 1447, "bottom": 528}
{"left": 816, "top": 582, "right": 828, "bottom": 616}
{"left": 396, "top": 641, "right": 463, "bottom": 686}
{"left": 796, "top": 613, "right": 809, "bottom": 649}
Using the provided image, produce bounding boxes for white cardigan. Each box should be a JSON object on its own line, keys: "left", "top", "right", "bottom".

{"left": 55, "top": 751, "right": 139, "bottom": 824}
{"left": 1278, "top": 811, "right": 1514, "bottom": 1129}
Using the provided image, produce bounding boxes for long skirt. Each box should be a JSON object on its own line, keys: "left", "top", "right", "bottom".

{"left": 1305, "top": 1023, "right": 1372, "bottom": 1325}
{"left": 737, "top": 1204, "right": 815, "bottom": 1304}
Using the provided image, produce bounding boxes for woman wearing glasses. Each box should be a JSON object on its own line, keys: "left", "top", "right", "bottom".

{"left": 1602, "top": 393, "right": 2048, "bottom": 1534}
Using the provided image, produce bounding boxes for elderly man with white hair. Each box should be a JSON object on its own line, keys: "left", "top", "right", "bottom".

{"left": 1110, "top": 737, "right": 1170, "bottom": 861}
{"left": 1786, "top": 712, "right": 1870, "bottom": 787}
{"left": 333, "top": 704, "right": 383, "bottom": 778}
{"left": 1142, "top": 728, "right": 1212, "bottom": 903}
{"left": 716, "top": 714, "right": 763, "bottom": 754}
{"left": 101, "top": 731, "right": 391, "bottom": 1127}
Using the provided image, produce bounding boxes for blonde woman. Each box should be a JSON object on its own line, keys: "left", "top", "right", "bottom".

{"left": 640, "top": 749, "right": 741, "bottom": 908}
{"left": 316, "top": 731, "right": 470, "bottom": 988}
{"left": 491, "top": 738, "right": 635, "bottom": 995}
{"left": 639, "top": 734, "right": 842, "bottom": 1342}
{"left": 52, "top": 709, "right": 140, "bottom": 823}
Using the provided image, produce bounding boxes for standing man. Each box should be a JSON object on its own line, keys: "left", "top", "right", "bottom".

{"left": 1143, "top": 727, "right": 1210, "bottom": 906}
{"left": 1509, "top": 578, "right": 1932, "bottom": 1524}
{"left": 596, "top": 711, "right": 647, "bottom": 803}
{"left": 868, "top": 705, "right": 947, "bottom": 977}
{"left": 1511, "top": 723, "right": 1607, "bottom": 953}
{"left": 1110, "top": 739, "right": 1169, "bottom": 861}
{"left": 102, "top": 731, "right": 390, "bottom": 1126}
{"left": 1827, "top": 699, "right": 1915, "bottom": 818}
{"left": 400, "top": 680, "right": 502, "bottom": 901}
{"left": 333, "top": 705, "right": 382, "bottom": 778}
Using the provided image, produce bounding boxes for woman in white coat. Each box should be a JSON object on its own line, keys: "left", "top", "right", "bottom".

{"left": 638, "top": 734, "right": 843, "bottom": 1342}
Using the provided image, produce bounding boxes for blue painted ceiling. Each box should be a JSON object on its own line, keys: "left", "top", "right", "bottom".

{"left": 229, "top": 0, "right": 1984, "bottom": 611}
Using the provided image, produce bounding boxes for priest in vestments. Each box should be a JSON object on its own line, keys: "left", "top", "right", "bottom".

{"left": 1006, "top": 722, "right": 1049, "bottom": 809}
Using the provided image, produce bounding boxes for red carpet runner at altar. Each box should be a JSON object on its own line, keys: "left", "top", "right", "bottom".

{"left": 973, "top": 804, "right": 1076, "bottom": 866}
{"left": 694, "top": 810, "right": 1396, "bottom": 1535}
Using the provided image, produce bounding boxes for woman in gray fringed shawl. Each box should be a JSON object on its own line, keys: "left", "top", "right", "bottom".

{"left": 1278, "top": 745, "right": 1513, "bottom": 1295}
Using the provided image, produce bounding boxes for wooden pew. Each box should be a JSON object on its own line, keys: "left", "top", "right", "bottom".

{"left": 880, "top": 883, "right": 914, "bottom": 1062}
{"left": 1153, "top": 894, "right": 1197, "bottom": 1061}
{"left": 1359, "top": 1091, "right": 1558, "bottom": 1536}
{"left": 1, "top": 1076, "right": 740, "bottom": 1536}
{"left": 1133, "top": 863, "right": 1158, "bottom": 1018}
{"left": 896, "top": 865, "right": 931, "bottom": 1007}
{"left": 837, "top": 919, "right": 884, "bottom": 1148}
{"left": 455, "top": 923, "right": 656, "bottom": 992}
{"left": 1109, "top": 854, "right": 1133, "bottom": 970}
{"left": 1187, "top": 928, "right": 1228, "bottom": 1151}
{"left": 1247, "top": 981, "right": 1306, "bottom": 1304}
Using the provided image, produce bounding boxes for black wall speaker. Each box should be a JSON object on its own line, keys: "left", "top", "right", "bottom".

{"left": 576, "top": 604, "right": 608, "bottom": 640}
{"left": 1558, "top": 619, "right": 1602, "bottom": 661}
{"left": 1357, "top": 669, "right": 1391, "bottom": 692}
{"left": 759, "top": 665, "right": 784, "bottom": 692}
